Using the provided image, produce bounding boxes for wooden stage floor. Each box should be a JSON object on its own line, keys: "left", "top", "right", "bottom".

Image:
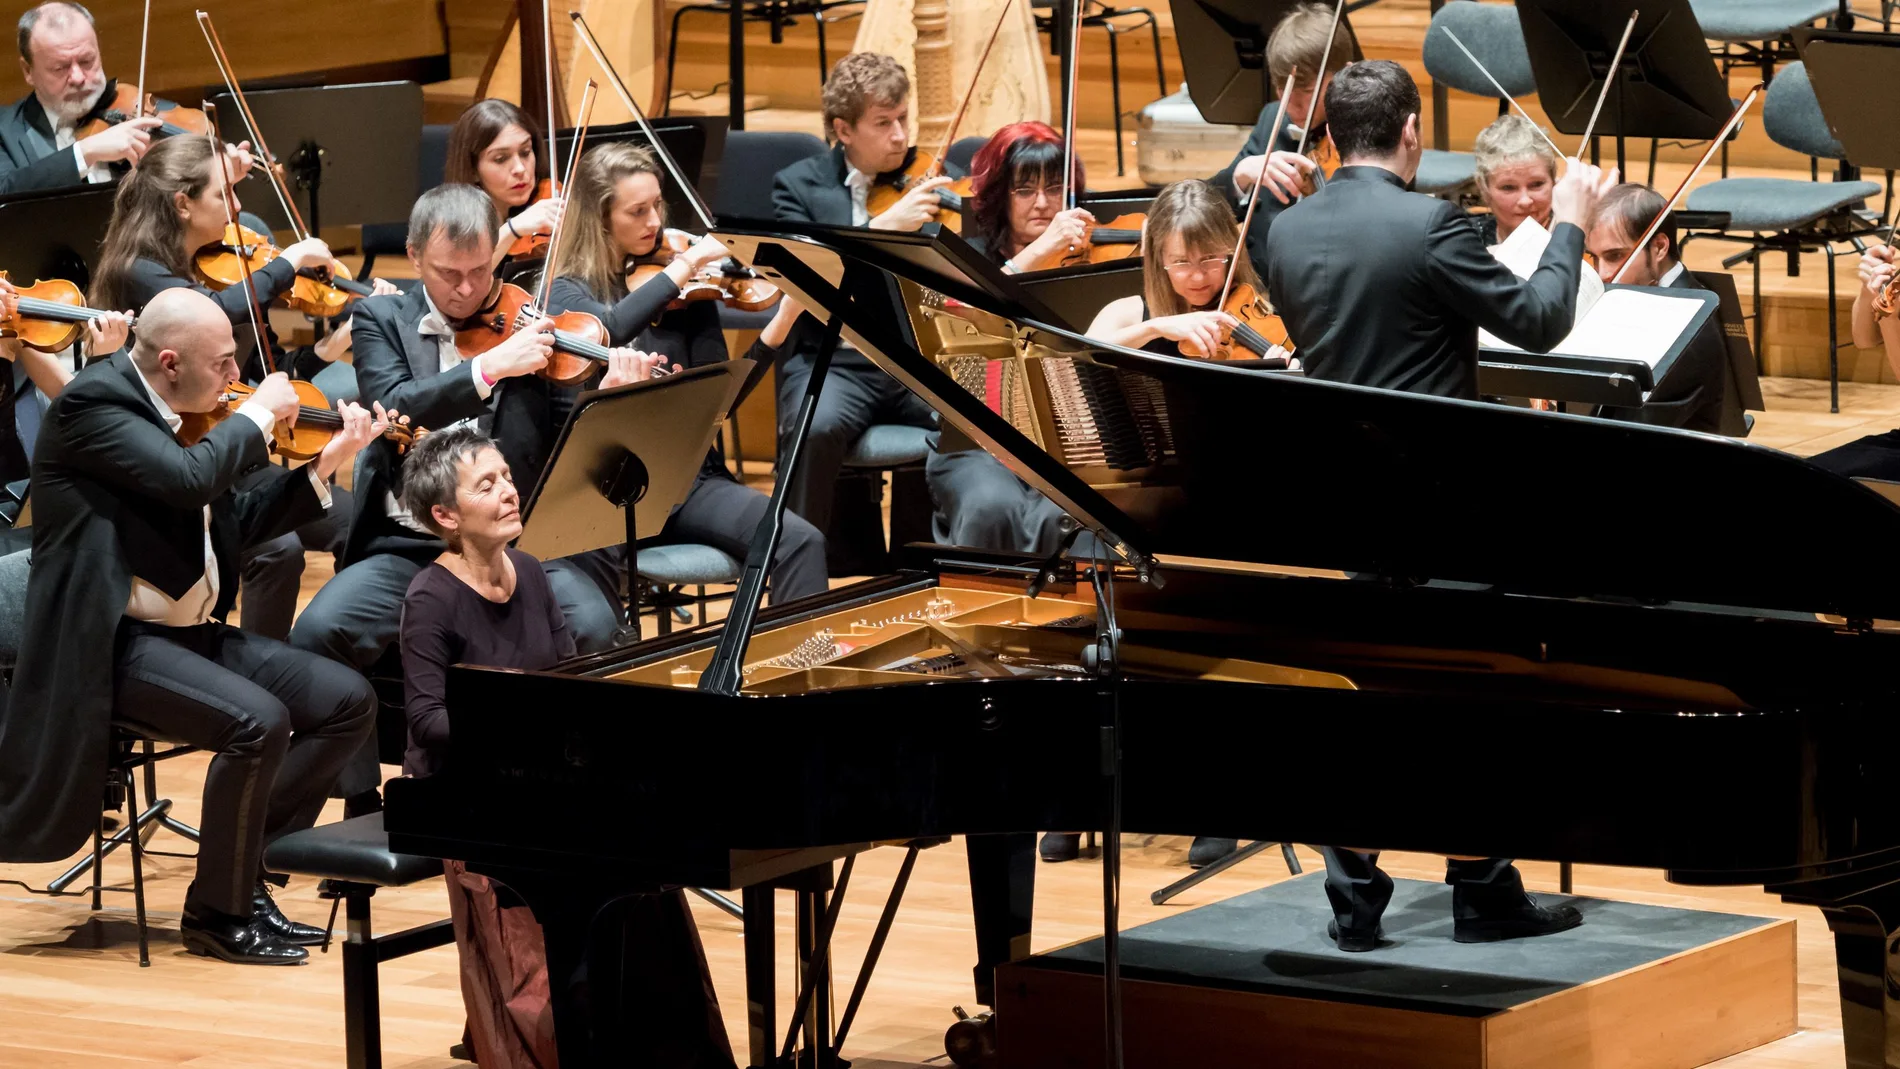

{"left": 1, "top": 379, "right": 1893, "bottom": 1068}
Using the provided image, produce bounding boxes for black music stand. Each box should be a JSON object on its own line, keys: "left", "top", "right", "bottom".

{"left": 208, "top": 81, "right": 422, "bottom": 236}
{"left": 1166, "top": 0, "right": 1363, "bottom": 125}
{"left": 1516, "top": 0, "right": 1736, "bottom": 179}
{"left": 517, "top": 360, "right": 752, "bottom": 634}
{"left": 0, "top": 183, "right": 118, "bottom": 292}
{"left": 555, "top": 116, "right": 726, "bottom": 234}
{"left": 1477, "top": 283, "right": 1720, "bottom": 407}
{"left": 1796, "top": 28, "right": 1900, "bottom": 189}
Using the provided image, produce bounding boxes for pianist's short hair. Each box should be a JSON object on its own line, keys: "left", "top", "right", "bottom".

{"left": 1597, "top": 182, "right": 1678, "bottom": 259}
{"left": 17, "top": 2, "right": 92, "bottom": 64}
{"left": 822, "top": 52, "right": 909, "bottom": 139}
{"left": 1266, "top": 2, "right": 1354, "bottom": 89}
{"left": 403, "top": 424, "right": 502, "bottom": 540}
{"left": 407, "top": 184, "right": 498, "bottom": 257}
{"left": 1324, "top": 60, "right": 1420, "bottom": 162}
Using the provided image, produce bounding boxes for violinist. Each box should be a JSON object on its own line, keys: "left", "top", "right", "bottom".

{"left": 0, "top": 2, "right": 249, "bottom": 196}
{"left": 1579, "top": 183, "right": 1739, "bottom": 434}
{"left": 1208, "top": 2, "right": 1352, "bottom": 284}
{"left": 543, "top": 141, "right": 827, "bottom": 605}
{"left": 1085, "top": 179, "right": 1289, "bottom": 364}
{"left": 767, "top": 50, "right": 942, "bottom": 540}
{"left": 1809, "top": 241, "right": 1900, "bottom": 481}
{"left": 0, "top": 286, "right": 380, "bottom": 965}
{"left": 443, "top": 99, "right": 566, "bottom": 275}
{"left": 288, "top": 184, "right": 660, "bottom": 815}
{"left": 966, "top": 120, "right": 1095, "bottom": 273}
{"left": 89, "top": 134, "right": 395, "bottom": 641}
{"left": 1468, "top": 115, "right": 1558, "bottom": 246}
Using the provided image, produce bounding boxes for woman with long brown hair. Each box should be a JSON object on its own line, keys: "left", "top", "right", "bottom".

{"left": 1085, "top": 178, "right": 1285, "bottom": 361}
{"left": 545, "top": 140, "right": 827, "bottom": 604}
{"left": 444, "top": 99, "right": 567, "bottom": 272}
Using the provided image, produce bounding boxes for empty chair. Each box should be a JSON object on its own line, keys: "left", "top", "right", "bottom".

{"left": 1418, "top": 1, "right": 1536, "bottom": 197}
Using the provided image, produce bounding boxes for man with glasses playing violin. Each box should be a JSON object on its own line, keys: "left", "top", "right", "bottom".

{"left": 0, "top": 286, "right": 380, "bottom": 965}
{"left": 286, "top": 184, "right": 663, "bottom": 816}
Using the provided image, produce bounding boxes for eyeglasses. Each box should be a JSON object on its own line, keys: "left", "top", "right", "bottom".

{"left": 1162, "top": 255, "right": 1233, "bottom": 277}
{"left": 1010, "top": 185, "right": 1063, "bottom": 201}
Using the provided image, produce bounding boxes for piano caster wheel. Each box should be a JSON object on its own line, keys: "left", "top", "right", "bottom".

{"left": 945, "top": 1007, "right": 998, "bottom": 1068}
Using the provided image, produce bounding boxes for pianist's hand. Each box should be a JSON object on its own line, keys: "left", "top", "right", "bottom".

{"left": 1859, "top": 245, "right": 1896, "bottom": 302}
{"left": 870, "top": 175, "right": 956, "bottom": 233}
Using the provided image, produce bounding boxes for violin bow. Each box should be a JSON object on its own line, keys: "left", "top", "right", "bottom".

{"left": 529, "top": 78, "right": 598, "bottom": 315}
{"left": 195, "top": 11, "right": 306, "bottom": 239}
{"left": 1608, "top": 83, "right": 1761, "bottom": 285}
{"left": 1574, "top": 9, "right": 1639, "bottom": 157}
{"left": 569, "top": 11, "right": 716, "bottom": 231}
{"left": 1292, "top": 0, "right": 1346, "bottom": 159}
{"left": 203, "top": 101, "right": 276, "bottom": 379}
{"left": 1438, "top": 27, "right": 1567, "bottom": 161}
{"left": 541, "top": 0, "right": 562, "bottom": 195}
{"left": 929, "top": 0, "right": 1016, "bottom": 180}
{"left": 1059, "top": 0, "right": 1084, "bottom": 211}
{"left": 134, "top": 0, "right": 151, "bottom": 117}
{"left": 1217, "top": 69, "right": 1297, "bottom": 308}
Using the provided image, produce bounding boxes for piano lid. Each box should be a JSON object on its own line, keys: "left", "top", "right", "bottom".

{"left": 719, "top": 223, "right": 1900, "bottom": 623}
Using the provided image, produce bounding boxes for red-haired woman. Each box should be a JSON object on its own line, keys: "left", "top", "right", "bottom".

{"left": 967, "top": 121, "right": 1096, "bottom": 274}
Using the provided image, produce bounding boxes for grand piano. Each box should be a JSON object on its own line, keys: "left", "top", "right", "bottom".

{"left": 385, "top": 222, "right": 1900, "bottom": 1069}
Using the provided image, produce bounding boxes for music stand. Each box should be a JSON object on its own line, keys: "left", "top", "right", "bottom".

{"left": 1477, "top": 283, "right": 1720, "bottom": 406}
{"left": 208, "top": 81, "right": 422, "bottom": 236}
{"left": 1795, "top": 28, "right": 1900, "bottom": 183}
{"left": 517, "top": 360, "right": 752, "bottom": 631}
{"left": 1516, "top": 0, "right": 1735, "bottom": 178}
{"left": 1166, "top": 0, "right": 1363, "bottom": 125}
{"left": 0, "top": 183, "right": 118, "bottom": 292}
{"left": 555, "top": 116, "right": 725, "bottom": 234}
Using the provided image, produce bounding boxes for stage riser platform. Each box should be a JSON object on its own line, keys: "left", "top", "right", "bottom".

{"left": 995, "top": 877, "right": 1798, "bottom": 1069}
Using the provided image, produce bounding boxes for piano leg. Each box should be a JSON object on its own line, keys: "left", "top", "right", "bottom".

{"left": 743, "top": 886, "right": 776, "bottom": 1068}
{"left": 966, "top": 832, "right": 1036, "bottom": 1007}
{"left": 1818, "top": 893, "right": 1900, "bottom": 1069}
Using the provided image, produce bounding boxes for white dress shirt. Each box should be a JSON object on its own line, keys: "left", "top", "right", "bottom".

{"left": 384, "top": 289, "right": 493, "bottom": 532}
{"left": 124, "top": 362, "right": 332, "bottom": 626}
{"left": 845, "top": 164, "right": 873, "bottom": 228}
{"left": 48, "top": 110, "right": 113, "bottom": 184}
{"left": 1658, "top": 261, "right": 1686, "bottom": 287}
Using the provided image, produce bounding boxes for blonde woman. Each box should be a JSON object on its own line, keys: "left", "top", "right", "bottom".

{"left": 1470, "top": 114, "right": 1560, "bottom": 246}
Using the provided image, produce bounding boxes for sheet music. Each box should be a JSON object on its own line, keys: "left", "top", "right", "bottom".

{"left": 1481, "top": 289, "right": 1704, "bottom": 368}
{"left": 1484, "top": 217, "right": 1604, "bottom": 322}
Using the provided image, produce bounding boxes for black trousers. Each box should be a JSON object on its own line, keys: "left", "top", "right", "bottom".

{"left": 113, "top": 620, "right": 375, "bottom": 917}
{"left": 776, "top": 351, "right": 934, "bottom": 535}
{"left": 924, "top": 447, "right": 1077, "bottom": 555}
{"left": 1809, "top": 430, "right": 1900, "bottom": 482}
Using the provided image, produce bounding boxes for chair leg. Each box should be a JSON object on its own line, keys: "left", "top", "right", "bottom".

{"left": 1753, "top": 249, "right": 1765, "bottom": 376}
{"left": 657, "top": 586, "right": 673, "bottom": 637}
{"left": 663, "top": 4, "right": 703, "bottom": 117}
{"left": 696, "top": 584, "right": 710, "bottom": 627}
{"left": 90, "top": 806, "right": 106, "bottom": 911}
{"left": 815, "top": 5, "right": 830, "bottom": 88}
{"left": 342, "top": 892, "right": 381, "bottom": 1069}
{"left": 1105, "top": 25, "right": 1124, "bottom": 177}
{"left": 1145, "top": 11, "right": 1165, "bottom": 97}
{"left": 125, "top": 761, "right": 150, "bottom": 968}
{"left": 1827, "top": 243, "right": 1840, "bottom": 414}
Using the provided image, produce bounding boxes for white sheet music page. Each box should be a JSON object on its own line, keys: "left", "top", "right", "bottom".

{"left": 1477, "top": 218, "right": 1697, "bottom": 367}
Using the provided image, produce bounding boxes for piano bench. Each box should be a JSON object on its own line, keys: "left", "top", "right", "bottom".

{"left": 265, "top": 813, "right": 453, "bottom": 1069}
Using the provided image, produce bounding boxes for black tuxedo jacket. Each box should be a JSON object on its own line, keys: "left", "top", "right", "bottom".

{"left": 0, "top": 352, "right": 322, "bottom": 861}
{"left": 0, "top": 91, "right": 83, "bottom": 196}
{"left": 1208, "top": 101, "right": 1305, "bottom": 285}
{"left": 344, "top": 287, "right": 563, "bottom": 563}
{"left": 1266, "top": 166, "right": 1583, "bottom": 400}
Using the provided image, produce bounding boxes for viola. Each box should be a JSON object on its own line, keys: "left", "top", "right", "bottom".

{"left": 627, "top": 228, "right": 781, "bottom": 313}
{"left": 453, "top": 281, "right": 619, "bottom": 388}
{"left": 77, "top": 83, "right": 210, "bottom": 142}
{"left": 0, "top": 276, "right": 130, "bottom": 352}
{"left": 1177, "top": 283, "right": 1295, "bottom": 363}
{"left": 175, "top": 379, "right": 419, "bottom": 460}
{"left": 1051, "top": 212, "right": 1145, "bottom": 268}
{"left": 507, "top": 179, "right": 562, "bottom": 260}
{"left": 865, "top": 149, "right": 972, "bottom": 232}
{"left": 194, "top": 223, "right": 373, "bottom": 319}
{"left": 1876, "top": 273, "right": 1900, "bottom": 322}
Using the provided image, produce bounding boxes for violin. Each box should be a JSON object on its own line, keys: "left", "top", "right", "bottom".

{"left": 1876, "top": 273, "right": 1900, "bottom": 322}
{"left": 454, "top": 281, "right": 619, "bottom": 388}
{"left": 627, "top": 228, "right": 781, "bottom": 312}
{"left": 1053, "top": 212, "right": 1145, "bottom": 268}
{"left": 507, "top": 179, "right": 562, "bottom": 259}
{"left": 1177, "top": 284, "right": 1295, "bottom": 363}
{"left": 194, "top": 222, "right": 373, "bottom": 319}
{"left": 175, "top": 379, "right": 419, "bottom": 460}
{"left": 76, "top": 83, "right": 210, "bottom": 142}
{"left": 865, "top": 150, "right": 972, "bottom": 232}
{"left": 0, "top": 275, "right": 129, "bottom": 352}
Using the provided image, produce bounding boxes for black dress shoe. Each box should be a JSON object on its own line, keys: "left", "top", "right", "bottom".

{"left": 1039, "top": 832, "right": 1081, "bottom": 863}
{"left": 181, "top": 902, "right": 308, "bottom": 965}
{"left": 1188, "top": 837, "right": 1238, "bottom": 869}
{"left": 1453, "top": 897, "right": 1583, "bottom": 944}
{"left": 254, "top": 881, "right": 329, "bottom": 946}
{"left": 1326, "top": 919, "right": 1386, "bottom": 953}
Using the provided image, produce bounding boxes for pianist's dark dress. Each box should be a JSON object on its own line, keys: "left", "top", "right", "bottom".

{"left": 402, "top": 549, "right": 734, "bottom": 1069}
